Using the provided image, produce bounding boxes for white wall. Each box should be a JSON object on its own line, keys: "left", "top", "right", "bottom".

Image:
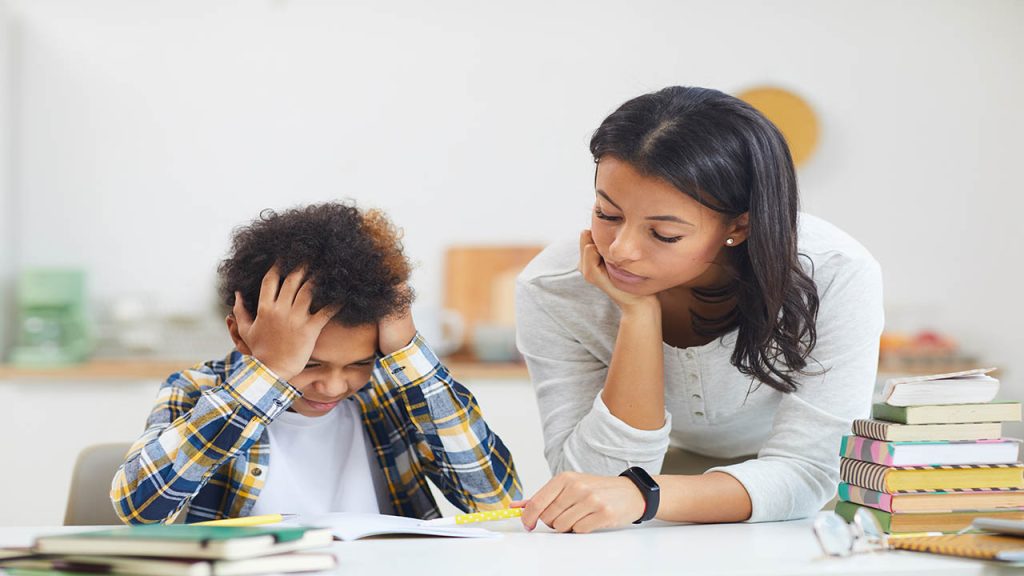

{"left": 0, "top": 1, "right": 13, "bottom": 355}
{"left": 3, "top": 3, "right": 1023, "bottom": 411}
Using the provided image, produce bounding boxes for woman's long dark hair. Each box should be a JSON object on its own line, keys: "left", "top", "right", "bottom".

{"left": 590, "top": 86, "right": 819, "bottom": 393}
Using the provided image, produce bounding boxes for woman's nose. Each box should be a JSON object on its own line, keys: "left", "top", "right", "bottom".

{"left": 608, "top": 226, "right": 642, "bottom": 262}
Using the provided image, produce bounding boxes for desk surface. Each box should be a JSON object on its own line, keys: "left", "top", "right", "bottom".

{"left": 0, "top": 520, "right": 1014, "bottom": 576}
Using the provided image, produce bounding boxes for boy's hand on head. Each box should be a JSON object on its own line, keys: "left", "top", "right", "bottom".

{"left": 232, "top": 266, "right": 339, "bottom": 383}
{"left": 378, "top": 288, "right": 417, "bottom": 356}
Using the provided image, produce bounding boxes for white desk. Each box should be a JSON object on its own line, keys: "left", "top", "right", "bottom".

{"left": 0, "top": 520, "right": 1013, "bottom": 575}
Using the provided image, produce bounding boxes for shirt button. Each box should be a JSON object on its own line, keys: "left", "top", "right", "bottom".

{"left": 252, "top": 468, "right": 263, "bottom": 477}
{"left": 692, "top": 394, "right": 702, "bottom": 401}
{"left": 694, "top": 411, "right": 704, "bottom": 417}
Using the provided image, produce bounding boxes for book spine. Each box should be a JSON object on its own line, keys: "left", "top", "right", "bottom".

{"left": 837, "top": 482, "right": 894, "bottom": 512}
{"left": 840, "top": 436, "right": 896, "bottom": 466}
{"left": 852, "top": 419, "right": 891, "bottom": 441}
{"left": 834, "top": 501, "right": 892, "bottom": 533}
{"left": 872, "top": 403, "right": 909, "bottom": 424}
{"left": 840, "top": 458, "right": 890, "bottom": 492}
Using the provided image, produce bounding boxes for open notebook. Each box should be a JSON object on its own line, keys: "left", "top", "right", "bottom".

{"left": 284, "top": 512, "right": 501, "bottom": 541}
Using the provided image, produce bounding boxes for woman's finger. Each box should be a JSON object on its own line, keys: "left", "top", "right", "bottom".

{"left": 577, "top": 229, "right": 592, "bottom": 270}
{"left": 550, "top": 500, "right": 592, "bottom": 534}
{"left": 538, "top": 490, "right": 577, "bottom": 531}
{"left": 520, "top": 476, "right": 567, "bottom": 531}
{"left": 566, "top": 511, "right": 606, "bottom": 535}
{"left": 580, "top": 243, "right": 605, "bottom": 284}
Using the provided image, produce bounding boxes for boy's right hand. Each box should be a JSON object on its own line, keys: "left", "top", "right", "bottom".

{"left": 231, "top": 266, "right": 339, "bottom": 383}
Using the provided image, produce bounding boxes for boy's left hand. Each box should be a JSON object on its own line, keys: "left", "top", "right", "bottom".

{"left": 378, "top": 287, "right": 417, "bottom": 355}
{"left": 513, "top": 471, "right": 647, "bottom": 534}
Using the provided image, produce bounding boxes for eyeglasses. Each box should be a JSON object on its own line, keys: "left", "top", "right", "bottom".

{"left": 812, "top": 507, "right": 889, "bottom": 557}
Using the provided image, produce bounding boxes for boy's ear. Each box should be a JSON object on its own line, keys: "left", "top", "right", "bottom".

{"left": 726, "top": 212, "right": 750, "bottom": 246}
{"left": 225, "top": 315, "right": 253, "bottom": 355}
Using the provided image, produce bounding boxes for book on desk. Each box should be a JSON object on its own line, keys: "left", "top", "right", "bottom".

{"left": 837, "top": 368, "right": 1024, "bottom": 535}
{"left": 0, "top": 524, "right": 338, "bottom": 576}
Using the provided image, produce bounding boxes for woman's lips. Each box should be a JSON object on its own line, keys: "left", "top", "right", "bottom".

{"left": 303, "top": 398, "right": 340, "bottom": 412}
{"left": 605, "top": 261, "right": 648, "bottom": 285}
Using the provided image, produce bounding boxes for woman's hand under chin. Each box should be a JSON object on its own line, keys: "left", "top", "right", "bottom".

{"left": 578, "top": 230, "right": 660, "bottom": 314}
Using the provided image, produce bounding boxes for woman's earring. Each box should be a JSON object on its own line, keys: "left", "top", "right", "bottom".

{"left": 725, "top": 238, "right": 735, "bottom": 246}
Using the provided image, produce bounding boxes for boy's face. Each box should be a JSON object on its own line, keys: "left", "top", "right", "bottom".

{"left": 286, "top": 321, "right": 378, "bottom": 418}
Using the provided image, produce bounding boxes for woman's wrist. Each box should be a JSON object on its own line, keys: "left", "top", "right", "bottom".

{"left": 618, "top": 296, "right": 661, "bottom": 323}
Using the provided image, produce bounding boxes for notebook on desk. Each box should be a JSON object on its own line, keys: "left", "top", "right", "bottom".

{"left": 285, "top": 512, "right": 500, "bottom": 541}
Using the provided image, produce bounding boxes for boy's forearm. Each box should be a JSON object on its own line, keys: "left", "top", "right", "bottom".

{"left": 112, "top": 360, "right": 290, "bottom": 524}
{"left": 376, "top": 337, "right": 523, "bottom": 507}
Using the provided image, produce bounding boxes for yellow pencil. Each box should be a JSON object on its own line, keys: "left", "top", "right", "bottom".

{"left": 192, "top": 513, "right": 293, "bottom": 527}
{"left": 422, "top": 508, "right": 523, "bottom": 526}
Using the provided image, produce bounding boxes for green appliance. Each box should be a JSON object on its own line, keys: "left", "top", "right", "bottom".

{"left": 9, "top": 269, "right": 91, "bottom": 366}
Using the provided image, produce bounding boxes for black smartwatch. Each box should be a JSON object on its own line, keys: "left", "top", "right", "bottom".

{"left": 619, "top": 466, "right": 660, "bottom": 524}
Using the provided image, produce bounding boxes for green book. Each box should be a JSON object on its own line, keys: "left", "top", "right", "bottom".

{"left": 0, "top": 551, "right": 337, "bottom": 576}
{"left": 835, "top": 501, "right": 1024, "bottom": 534}
{"left": 872, "top": 402, "right": 1022, "bottom": 425}
{"left": 33, "top": 525, "right": 333, "bottom": 561}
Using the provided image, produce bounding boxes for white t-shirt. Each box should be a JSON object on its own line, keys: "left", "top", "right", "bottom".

{"left": 250, "top": 397, "right": 393, "bottom": 516}
{"left": 515, "top": 213, "right": 884, "bottom": 523}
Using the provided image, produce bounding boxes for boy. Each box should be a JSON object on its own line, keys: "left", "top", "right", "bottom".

{"left": 111, "top": 202, "right": 521, "bottom": 524}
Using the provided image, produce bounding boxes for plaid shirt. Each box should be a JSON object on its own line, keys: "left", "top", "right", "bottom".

{"left": 110, "top": 334, "right": 521, "bottom": 524}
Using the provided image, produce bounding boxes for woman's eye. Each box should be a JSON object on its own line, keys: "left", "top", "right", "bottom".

{"left": 304, "top": 363, "right": 322, "bottom": 370}
{"left": 651, "top": 230, "right": 683, "bottom": 243}
{"left": 594, "top": 207, "right": 621, "bottom": 221}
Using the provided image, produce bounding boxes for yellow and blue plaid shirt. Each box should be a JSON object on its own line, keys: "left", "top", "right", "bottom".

{"left": 110, "top": 334, "right": 521, "bottom": 524}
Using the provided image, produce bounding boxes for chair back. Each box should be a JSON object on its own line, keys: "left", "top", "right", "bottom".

{"left": 64, "top": 442, "right": 132, "bottom": 525}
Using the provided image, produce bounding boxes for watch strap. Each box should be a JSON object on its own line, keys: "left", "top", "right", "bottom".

{"left": 619, "top": 466, "right": 660, "bottom": 524}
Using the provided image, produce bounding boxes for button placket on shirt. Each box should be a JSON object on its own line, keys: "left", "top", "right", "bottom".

{"left": 682, "top": 349, "right": 706, "bottom": 421}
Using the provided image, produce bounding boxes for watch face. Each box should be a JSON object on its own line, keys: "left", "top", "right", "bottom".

{"left": 628, "top": 466, "right": 658, "bottom": 490}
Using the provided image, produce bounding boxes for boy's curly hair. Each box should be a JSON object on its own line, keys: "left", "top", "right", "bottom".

{"left": 217, "top": 201, "right": 413, "bottom": 326}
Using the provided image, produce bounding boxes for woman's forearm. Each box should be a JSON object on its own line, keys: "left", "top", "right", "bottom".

{"left": 600, "top": 301, "right": 665, "bottom": 430}
{"left": 654, "top": 472, "right": 753, "bottom": 523}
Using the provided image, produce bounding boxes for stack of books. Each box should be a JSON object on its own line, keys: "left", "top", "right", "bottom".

{"left": 0, "top": 524, "right": 337, "bottom": 575}
{"left": 835, "top": 368, "right": 1024, "bottom": 534}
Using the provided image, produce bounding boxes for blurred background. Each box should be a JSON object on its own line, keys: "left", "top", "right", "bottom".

{"left": 0, "top": 0, "right": 1021, "bottom": 525}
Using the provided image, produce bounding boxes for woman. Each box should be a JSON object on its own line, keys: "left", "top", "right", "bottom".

{"left": 514, "top": 86, "right": 883, "bottom": 533}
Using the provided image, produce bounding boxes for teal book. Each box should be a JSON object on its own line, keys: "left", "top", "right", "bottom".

{"left": 33, "top": 525, "right": 333, "bottom": 561}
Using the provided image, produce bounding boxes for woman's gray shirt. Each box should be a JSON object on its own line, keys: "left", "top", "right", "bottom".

{"left": 515, "top": 213, "right": 884, "bottom": 522}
